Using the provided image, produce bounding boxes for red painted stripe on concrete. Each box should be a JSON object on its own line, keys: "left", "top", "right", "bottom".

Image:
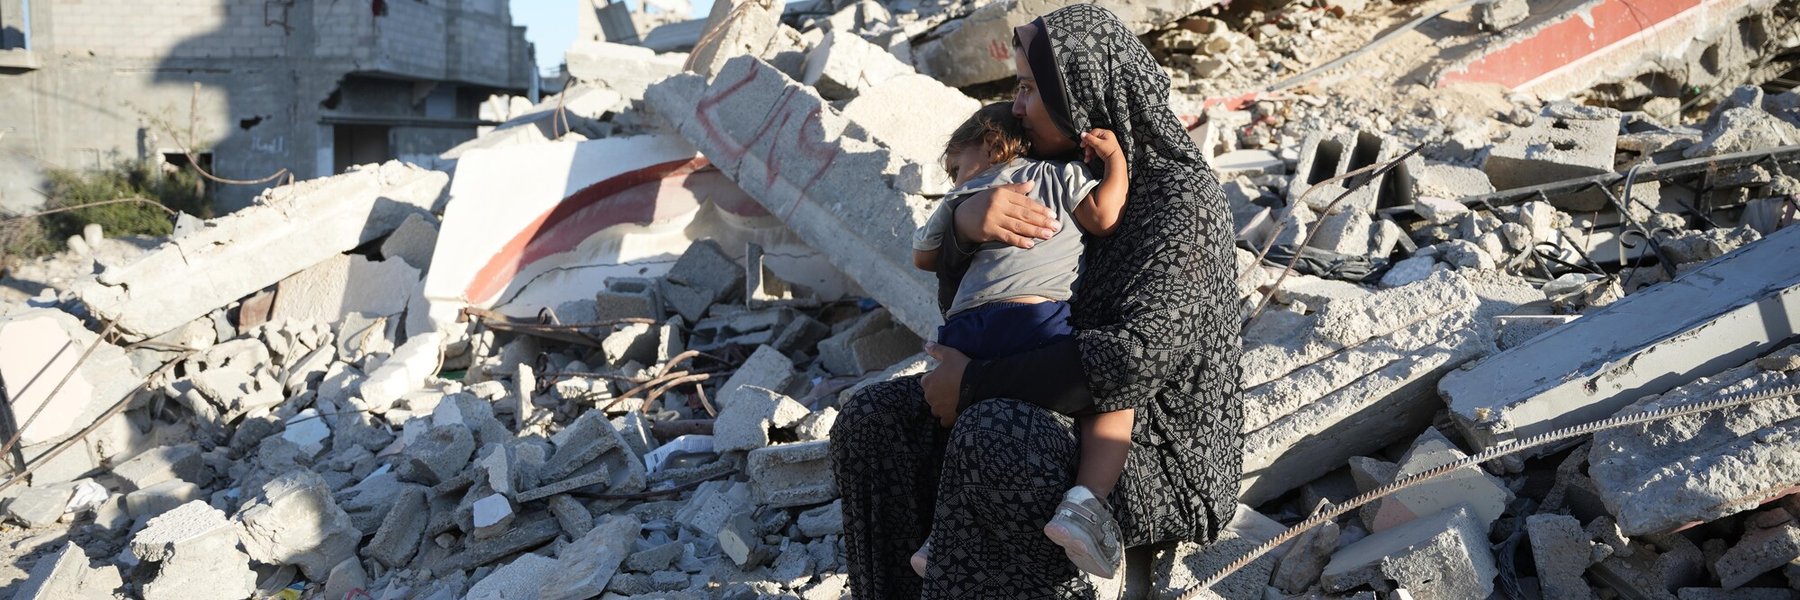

{"left": 464, "top": 157, "right": 766, "bottom": 304}
{"left": 1439, "top": 0, "right": 1698, "bottom": 89}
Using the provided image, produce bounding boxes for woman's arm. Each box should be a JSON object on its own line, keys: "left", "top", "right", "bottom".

{"left": 951, "top": 182, "right": 1059, "bottom": 251}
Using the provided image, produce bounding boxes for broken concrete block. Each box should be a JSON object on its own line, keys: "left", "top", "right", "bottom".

{"left": 124, "top": 479, "right": 202, "bottom": 520}
{"left": 472, "top": 494, "right": 515, "bottom": 539}
{"left": 1148, "top": 505, "right": 1284, "bottom": 600}
{"left": 1288, "top": 130, "right": 1413, "bottom": 214}
{"left": 379, "top": 212, "right": 440, "bottom": 272}
{"left": 321, "top": 558, "right": 367, "bottom": 600}
{"left": 0, "top": 309, "right": 141, "bottom": 448}
{"left": 539, "top": 514, "right": 643, "bottom": 600}
{"left": 1270, "top": 511, "right": 1339, "bottom": 594}
{"left": 597, "top": 277, "right": 662, "bottom": 322}
{"left": 1591, "top": 535, "right": 1707, "bottom": 599}
{"left": 269, "top": 254, "right": 420, "bottom": 328}
{"left": 675, "top": 480, "right": 751, "bottom": 535}
{"left": 6, "top": 485, "right": 71, "bottom": 528}
{"left": 747, "top": 440, "right": 836, "bottom": 508}
{"left": 1483, "top": 103, "right": 1620, "bottom": 211}
{"left": 467, "top": 552, "right": 561, "bottom": 600}
{"left": 1685, "top": 107, "right": 1800, "bottom": 160}
{"left": 1474, "top": 0, "right": 1528, "bottom": 30}
{"left": 1321, "top": 504, "right": 1496, "bottom": 599}
{"left": 131, "top": 500, "right": 257, "bottom": 600}
{"left": 1528, "top": 514, "right": 1599, "bottom": 600}
{"left": 818, "top": 308, "right": 923, "bottom": 376}
{"left": 398, "top": 424, "right": 475, "bottom": 486}
{"left": 12, "top": 542, "right": 121, "bottom": 600}
{"left": 112, "top": 444, "right": 203, "bottom": 491}
{"left": 358, "top": 332, "right": 444, "bottom": 413}
{"left": 1310, "top": 208, "right": 1373, "bottom": 256}
{"left": 235, "top": 469, "right": 360, "bottom": 581}
{"left": 717, "top": 345, "right": 796, "bottom": 409}
{"left": 798, "top": 500, "right": 844, "bottom": 539}
{"left": 72, "top": 161, "right": 445, "bottom": 340}
{"left": 714, "top": 386, "right": 811, "bottom": 453}
{"left": 687, "top": 0, "right": 783, "bottom": 79}
{"left": 1445, "top": 224, "right": 1800, "bottom": 466}
{"left": 602, "top": 322, "right": 661, "bottom": 366}
{"left": 565, "top": 41, "right": 686, "bottom": 100}
{"left": 366, "top": 484, "right": 429, "bottom": 568}
{"left": 544, "top": 410, "right": 647, "bottom": 494}
{"left": 840, "top": 72, "right": 980, "bottom": 189}
{"left": 661, "top": 239, "right": 746, "bottom": 322}
{"left": 646, "top": 56, "right": 941, "bottom": 338}
{"left": 802, "top": 29, "right": 911, "bottom": 99}
{"left": 1412, "top": 162, "right": 1496, "bottom": 201}
{"left": 1370, "top": 428, "right": 1512, "bottom": 533}
{"left": 1714, "top": 521, "right": 1800, "bottom": 589}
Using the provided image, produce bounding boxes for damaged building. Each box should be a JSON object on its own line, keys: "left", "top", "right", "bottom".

{"left": 0, "top": 0, "right": 536, "bottom": 213}
{"left": 1, "top": 0, "right": 1800, "bottom": 598}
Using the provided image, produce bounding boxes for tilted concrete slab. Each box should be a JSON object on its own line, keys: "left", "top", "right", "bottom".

{"left": 646, "top": 56, "right": 941, "bottom": 338}
{"left": 1440, "top": 224, "right": 1800, "bottom": 458}
{"left": 1240, "top": 271, "right": 1483, "bottom": 504}
{"left": 71, "top": 162, "right": 446, "bottom": 340}
{"left": 1589, "top": 344, "right": 1800, "bottom": 535}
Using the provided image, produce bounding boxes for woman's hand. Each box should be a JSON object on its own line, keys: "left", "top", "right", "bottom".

{"left": 922, "top": 342, "right": 972, "bottom": 427}
{"left": 952, "top": 182, "right": 1059, "bottom": 250}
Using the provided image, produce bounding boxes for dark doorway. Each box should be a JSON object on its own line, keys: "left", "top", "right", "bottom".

{"left": 333, "top": 125, "right": 391, "bottom": 174}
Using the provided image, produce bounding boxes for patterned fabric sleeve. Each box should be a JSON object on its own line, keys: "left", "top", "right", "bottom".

{"left": 1075, "top": 186, "right": 1213, "bottom": 414}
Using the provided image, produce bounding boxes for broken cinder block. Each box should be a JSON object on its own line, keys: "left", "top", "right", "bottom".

{"left": 747, "top": 440, "right": 837, "bottom": 508}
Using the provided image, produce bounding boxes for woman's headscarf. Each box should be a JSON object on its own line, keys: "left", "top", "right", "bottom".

{"left": 1031, "top": 4, "right": 1204, "bottom": 172}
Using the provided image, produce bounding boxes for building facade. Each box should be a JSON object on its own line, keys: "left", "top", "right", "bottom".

{"left": 0, "top": 0, "right": 534, "bottom": 212}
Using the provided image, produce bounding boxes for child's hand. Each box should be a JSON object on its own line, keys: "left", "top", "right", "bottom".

{"left": 1081, "top": 129, "right": 1123, "bottom": 164}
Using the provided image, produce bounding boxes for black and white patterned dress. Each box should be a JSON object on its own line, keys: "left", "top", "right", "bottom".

{"left": 830, "top": 5, "right": 1244, "bottom": 598}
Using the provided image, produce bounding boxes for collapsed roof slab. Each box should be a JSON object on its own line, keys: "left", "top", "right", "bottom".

{"left": 1440, "top": 223, "right": 1800, "bottom": 465}
{"left": 71, "top": 162, "right": 446, "bottom": 341}
{"left": 1436, "top": 0, "right": 1778, "bottom": 100}
{"left": 646, "top": 56, "right": 941, "bottom": 338}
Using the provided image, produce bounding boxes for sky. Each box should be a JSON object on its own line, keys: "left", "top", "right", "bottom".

{"left": 510, "top": 0, "right": 717, "bottom": 76}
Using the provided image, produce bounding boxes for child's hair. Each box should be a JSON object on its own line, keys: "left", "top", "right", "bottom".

{"left": 944, "top": 103, "right": 1030, "bottom": 175}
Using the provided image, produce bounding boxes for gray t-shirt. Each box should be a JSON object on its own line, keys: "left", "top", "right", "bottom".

{"left": 913, "top": 158, "right": 1099, "bottom": 317}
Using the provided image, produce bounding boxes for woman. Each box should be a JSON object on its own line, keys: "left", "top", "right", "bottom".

{"left": 829, "top": 5, "right": 1244, "bottom": 598}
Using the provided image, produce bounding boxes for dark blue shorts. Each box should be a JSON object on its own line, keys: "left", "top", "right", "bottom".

{"left": 937, "top": 301, "right": 1074, "bottom": 361}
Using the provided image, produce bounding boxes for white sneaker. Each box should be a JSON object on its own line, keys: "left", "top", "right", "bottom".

{"left": 1042, "top": 486, "right": 1123, "bottom": 578}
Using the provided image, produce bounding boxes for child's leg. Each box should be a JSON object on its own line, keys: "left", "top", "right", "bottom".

{"left": 1074, "top": 409, "right": 1135, "bottom": 499}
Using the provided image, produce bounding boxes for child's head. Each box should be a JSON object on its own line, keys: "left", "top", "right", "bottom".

{"left": 944, "top": 103, "right": 1030, "bottom": 186}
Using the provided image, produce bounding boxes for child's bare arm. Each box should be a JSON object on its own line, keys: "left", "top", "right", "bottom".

{"left": 1072, "top": 129, "right": 1130, "bottom": 237}
{"left": 913, "top": 248, "right": 940, "bottom": 272}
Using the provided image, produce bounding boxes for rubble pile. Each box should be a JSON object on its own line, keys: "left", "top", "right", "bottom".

{"left": 2, "top": 0, "right": 1800, "bottom": 598}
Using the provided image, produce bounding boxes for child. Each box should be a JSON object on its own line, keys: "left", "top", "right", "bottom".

{"left": 910, "top": 102, "right": 1134, "bottom": 579}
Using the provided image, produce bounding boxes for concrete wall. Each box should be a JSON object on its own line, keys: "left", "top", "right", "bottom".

{"left": 0, "top": 0, "right": 532, "bottom": 214}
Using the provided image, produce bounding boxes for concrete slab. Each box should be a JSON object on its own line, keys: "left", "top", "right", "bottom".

{"left": 1590, "top": 344, "right": 1800, "bottom": 535}
{"left": 1442, "top": 224, "right": 1800, "bottom": 461}
{"left": 714, "top": 386, "right": 810, "bottom": 452}
{"left": 1240, "top": 271, "right": 1482, "bottom": 504}
{"left": 1369, "top": 428, "right": 1513, "bottom": 533}
{"left": 539, "top": 514, "right": 642, "bottom": 600}
{"left": 72, "top": 161, "right": 445, "bottom": 340}
{"left": 646, "top": 56, "right": 941, "bottom": 338}
{"left": 839, "top": 73, "right": 979, "bottom": 192}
